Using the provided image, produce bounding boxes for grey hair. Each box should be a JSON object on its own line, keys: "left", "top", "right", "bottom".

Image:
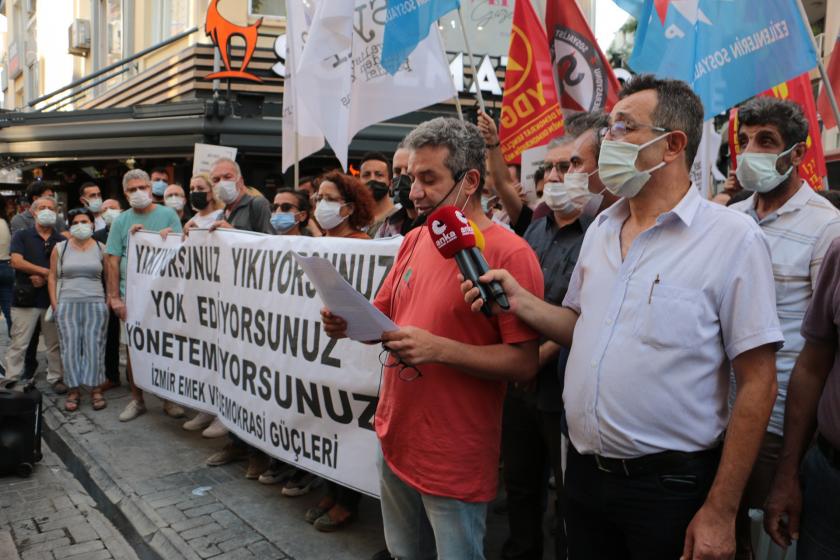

{"left": 404, "top": 117, "right": 485, "bottom": 186}
{"left": 211, "top": 157, "right": 242, "bottom": 179}
{"left": 547, "top": 135, "right": 576, "bottom": 149}
{"left": 32, "top": 196, "right": 56, "bottom": 210}
{"left": 122, "top": 169, "right": 150, "bottom": 190}
{"left": 738, "top": 97, "right": 809, "bottom": 147}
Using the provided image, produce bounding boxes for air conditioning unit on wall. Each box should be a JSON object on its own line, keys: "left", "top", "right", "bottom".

{"left": 68, "top": 19, "right": 90, "bottom": 56}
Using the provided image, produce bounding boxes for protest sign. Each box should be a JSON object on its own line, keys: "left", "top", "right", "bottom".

{"left": 126, "top": 230, "right": 402, "bottom": 497}
{"left": 520, "top": 144, "right": 548, "bottom": 203}
{"left": 192, "top": 143, "right": 237, "bottom": 175}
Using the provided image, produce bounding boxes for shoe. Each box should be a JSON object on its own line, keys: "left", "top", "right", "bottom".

{"left": 52, "top": 380, "right": 68, "bottom": 395}
{"left": 202, "top": 417, "right": 229, "bottom": 438}
{"left": 245, "top": 452, "right": 272, "bottom": 480}
{"left": 370, "top": 550, "right": 394, "bottom": 560}
{"left": 162, "top": 400, "right": 186, "bottom": 418}
{"left": 305, "top": 497, "right": 336, "bottom": 524}
{"left": 183, "top": 412, "right": 215, "bottom": 431}
{"left": 258, "top": 462, "right": 298, "bottom": 485}
{"left": 206, "top": 443, "right": 248, "bottom": 467}
{"left": 119, "top": 400, "right": 147, "bottom": 422}
{"left": 281, "top": 472, "right": 321, "bottom": 497}
{"left": 313, "top": 506, "right": 356, "bottom": 532}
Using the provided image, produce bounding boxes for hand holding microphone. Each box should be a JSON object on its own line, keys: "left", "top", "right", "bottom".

{"left": 427, "top": 205, "right": 511, "bottom": 316}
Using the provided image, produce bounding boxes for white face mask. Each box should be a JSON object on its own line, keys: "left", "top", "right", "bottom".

{"left": 735, "top": 145, "right": 796, "bottom": 194}
{"left": 214, "top": 180, "right": 239, "bottom": 204}
{"left": 165, "top": 196, "right": 186, "bottom": 211}
{"left": 128, "top": 189, "right": 152, "bottom": 209}
{"left": 598, "top": 133, "right": 670, "bottom": 198}
{"left": 102, "top": 208, "right": 121, "bottom": 226}
{"left": 315, "top": 200, "right": 348, "bottom": 231}
{"left": 543, "top": 182, "right": 579, "bottom": 215}
{"left": 70, "top": 223, "right": 93, "bottom": 240}
{"left": 85, "top": 197, "right": 103, "bottom": 213}
{"left": 36, "top": 209, "right": 57, "bottom": 227}
{"left": 563, "top": 170, "right": 605, "bottom": 218}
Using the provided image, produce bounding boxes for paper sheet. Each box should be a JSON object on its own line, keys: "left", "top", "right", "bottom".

{"left": 292, "top": 253, "right": 397, "bottom": 341}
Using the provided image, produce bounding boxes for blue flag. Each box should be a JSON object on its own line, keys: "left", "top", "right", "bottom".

{"left": 625, "top": 0, "right": 817, "bottom": 119}
{"left": 381, "top": 0, "right": 459, "bottom": 75}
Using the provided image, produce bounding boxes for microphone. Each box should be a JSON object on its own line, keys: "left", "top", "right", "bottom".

{"left": 469, "top": 220, "right": 510, "bottom": 311}
{"left": 427, "top": 206, "right": 509, "bottom": 316}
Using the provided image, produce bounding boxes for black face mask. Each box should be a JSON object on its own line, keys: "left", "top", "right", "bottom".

{"left": 367, "top": 180, "right": 390, "bottom": 201}
{"left": 391, "top": 175, "right": 414, "bottom": 210}
{"left": 190, "top": 191, "right": 209, "bottom": 210}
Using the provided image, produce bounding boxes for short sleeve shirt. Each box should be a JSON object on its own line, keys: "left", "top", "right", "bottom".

{"left": 373, "top": 224, "right": 543, "bottom": 502}
{"left": 10, "top": 227, "right": 66, "bottom": 308}
{"left": 801, "top": 238, "right": 840, "bottom": 449}
{"left": 105, "top": 205, "right": 182, "bottom": 297}
{"left": 562, "top": 188, "right": 783, "bottom": 458}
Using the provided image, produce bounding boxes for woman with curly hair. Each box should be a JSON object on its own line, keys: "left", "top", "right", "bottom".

{"left": 312, "top": 172, "right": 375, "bottom": 239}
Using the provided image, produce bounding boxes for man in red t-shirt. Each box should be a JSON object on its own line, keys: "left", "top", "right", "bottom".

{"left": 322, "top": 117, "right": 543, "bottom": 558}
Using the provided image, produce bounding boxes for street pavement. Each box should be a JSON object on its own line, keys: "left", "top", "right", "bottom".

{"left": 0, "top": 339, "right": 549, "bottom": 559}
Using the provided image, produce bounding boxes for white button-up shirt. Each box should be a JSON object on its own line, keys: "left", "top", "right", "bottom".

{"left": 731, "top": 183, "right": 840, "bottom": 436}
{"left": 563, "top": 187, "right": 783, "bottom": 459}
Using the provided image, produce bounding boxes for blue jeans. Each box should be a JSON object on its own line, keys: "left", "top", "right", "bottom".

{"left": 378, "top": 450, "right": 487, "bottom": 560}
{"left": 798, "top": 445, "right": 840, "bottom": 559}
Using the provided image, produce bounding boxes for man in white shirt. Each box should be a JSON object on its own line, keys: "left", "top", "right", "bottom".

{"left": 461, "top": 75, "right": 783, "bottom": 560}
{"left": 728, "top": 96, "right": 840, "bottom": 558}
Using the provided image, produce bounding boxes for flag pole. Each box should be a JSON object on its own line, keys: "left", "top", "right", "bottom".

{"left": 796, "top": 0, "right": 840, "bottom": 131}
{"left": 435, "top": 24, "right": 465, "bottom": 121}
{"left": 456, "top": 7, "right": 486, "bottom": 113}
{"left": 293, "top": 133, "right": 300, "bottom": 188}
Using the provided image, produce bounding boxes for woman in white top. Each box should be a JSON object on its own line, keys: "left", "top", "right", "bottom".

{"left": 181, "top": 173, "right": 226, "bottom": 435}
{"left": 184, "top": 173, "right": 223, "bottom": 229}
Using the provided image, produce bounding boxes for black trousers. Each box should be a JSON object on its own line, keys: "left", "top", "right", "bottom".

{"left": 104, "top": 309, "right": 121, "bottom": 384}
{"left": 565, "top": 445, "right": 720, "bottom": 560}
{"left": 22, "top": 321, "right": 39, "bottom": 379}
{"left": 500, "top": 390, "right": 566, "bottom": 560}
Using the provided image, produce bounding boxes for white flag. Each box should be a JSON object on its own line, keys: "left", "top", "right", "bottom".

{"left": 296, "top": 1, "right": 456, "bottom": 170}
{"left": 282, "top": 0, "right": 325, "bottom": 172}
{"left": 690, "top": 119, "right": 723, "bottom": 198}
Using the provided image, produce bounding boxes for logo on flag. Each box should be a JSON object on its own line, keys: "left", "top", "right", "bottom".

{"left": 499, "top": 0, "right": 564, "bottom": 163}
{"left": 545, "top": 0, "right": 620, "bottom": 113}
{"left": 627, "top": 0, "right": 817, "bottom": 119}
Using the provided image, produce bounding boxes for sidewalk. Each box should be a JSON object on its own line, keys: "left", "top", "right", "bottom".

{"left": 2, "top": 338, "right": 525, "bottom": 559}
{"left": 0, "top": 445, "right": 140, "bottom": 560}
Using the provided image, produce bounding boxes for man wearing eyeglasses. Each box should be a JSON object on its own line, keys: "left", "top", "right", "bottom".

{"left": 461, "top": 75, "right": 782, "bottom": 560}
{"left": 5, "top": 196, "right": 65, "bottom": 390}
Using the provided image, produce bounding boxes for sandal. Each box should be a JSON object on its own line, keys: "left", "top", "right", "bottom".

{"left": 65, "top": 391, "right": 80, "bottom": 412}
{"left": 91, "top": 389, "right": 107, "bottom": 411}
{"left": 304, "top": 497, "right": 336, "bottom": 524}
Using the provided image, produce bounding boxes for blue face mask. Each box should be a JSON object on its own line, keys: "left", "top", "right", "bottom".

{"left": 271, "top": 212, "right": 297, "bottom": 233}
{"left": 152, "top": 180, "right": 168, "bottom": 197}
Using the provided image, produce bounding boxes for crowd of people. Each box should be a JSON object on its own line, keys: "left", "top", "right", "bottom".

{"left": 1, "top": 73, "right": 839, "bottom": 560}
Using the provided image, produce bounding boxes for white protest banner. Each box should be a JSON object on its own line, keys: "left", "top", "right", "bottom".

{"left": 125, "top": 230, "right": 402, "bottom": 497}
{"left": 192, "top": 143, "right": 238, "bottom": 176}
{"left": 520, "top": 144, "right": 549, "bottom": 204}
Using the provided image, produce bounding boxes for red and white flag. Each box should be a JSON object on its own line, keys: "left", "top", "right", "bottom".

{"left": 498, "top": 0, "right": 564, "bottom": 164}
{"left": 544, "top": 0, "right": 620, "bottom": 113}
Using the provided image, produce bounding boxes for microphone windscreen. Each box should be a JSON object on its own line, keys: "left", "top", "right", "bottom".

{"left": 469, "top": 220, "right": 486, "bottom": 251}
{"left": 427, "top": 205, "right": 477, "bottom": 259}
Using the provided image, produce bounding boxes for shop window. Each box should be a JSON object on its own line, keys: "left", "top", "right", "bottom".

{"left": 249, "top": 0, "right": 285, "bottom": 18}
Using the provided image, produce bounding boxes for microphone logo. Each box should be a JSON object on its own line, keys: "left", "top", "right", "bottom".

{"left": 431, "top": 220, "right": 457, "bottom": 249}
{"left": 455, "top": 210, "right": 469, "bottom": 225}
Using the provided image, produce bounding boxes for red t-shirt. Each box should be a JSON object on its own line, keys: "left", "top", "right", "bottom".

{"left": 373, "top": 224, "right": 544, "bottom": 502}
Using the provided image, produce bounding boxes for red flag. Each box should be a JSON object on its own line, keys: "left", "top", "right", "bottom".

{"left": 818, "top": 33, "right": 840, "bottom": 130}
{"left": 730, "top": 74, "right": 827, "bottom": 190}
{"left": 545, "top": 0, "right": 620, "bottom": 113}
{"left": 498, "top": 0, "right": 564, "bottom": 164}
